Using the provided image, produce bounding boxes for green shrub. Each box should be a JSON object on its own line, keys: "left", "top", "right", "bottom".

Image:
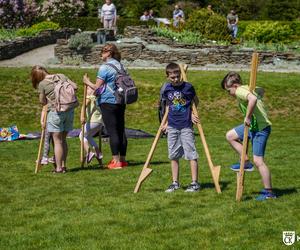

{"left": 288, "top": 21, "right": 300, "bottom": 38}
{"left": 62, "top": 55, "right": 84, "bottom": 66}
{"left": 185, "top": 9, "right": 210, "bottom": 35}
{"left": 54, "top": 17, "right": 100, "bottom": 31}
{"left": 68, "top": 32, "right": 93, "bottom": 50}
{"left": 0, "top": 28, "right": 17, "bottom": 41}
{"left": 185, "top": 8, "right": 230, "bottom": 41}
{"left": 15, "top": 28, "right": 39, "bottom": 37}
{"left": 205, "top": 14, "right": 231, "bottom": 41}
{"left": 237, "top": 21, "right": 252, "bottom": 37}
{"left": 15, "top": 21, "right": 60, "bottom": 37}
{"left": 152, "top": 26, "right": 206, "bottom": 44}
{"left": 30, "top": 21, "right": 60, "bottom": 31}
{"left": 53, "top": 16, "right": 149, "bottom": 34}
{"left": 242, "top": 21, "right": 293, "bottom": 43}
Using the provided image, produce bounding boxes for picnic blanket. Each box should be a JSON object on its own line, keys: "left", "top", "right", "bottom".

{"left": 0, "top": 127, "right": 154, "bottom": 142}
{"left": 0, "top": 125, "right": 20, "bottom": 141}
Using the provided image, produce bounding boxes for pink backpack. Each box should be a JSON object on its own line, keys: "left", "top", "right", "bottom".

{"left": 52, "top": 74, "right": 79, "bottom": 112}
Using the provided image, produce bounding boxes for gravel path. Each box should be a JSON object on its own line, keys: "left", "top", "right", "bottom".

{"left": 0, "top": 44, "right": 56, "bottom": 67}
{"left": 1, "top": 44, "right": 300, "bottom": 73}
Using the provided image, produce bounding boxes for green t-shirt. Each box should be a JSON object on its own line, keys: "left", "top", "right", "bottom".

{"left": 236, "top": 85, "right": 272, "bottom": 131}
{"left": 86, "top": 95, "right": 102, "bottom": 123}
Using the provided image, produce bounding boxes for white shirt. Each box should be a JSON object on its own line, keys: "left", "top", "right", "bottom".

{"left": 140, "top": 15, "right": 149, "bottom": 21}
{"left": 100, "top": 3, "right": 117, "bottom": 20}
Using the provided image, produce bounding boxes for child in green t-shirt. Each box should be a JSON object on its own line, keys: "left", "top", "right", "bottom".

{"left": 221, "top": 72, "right": 276, "bottom": 201}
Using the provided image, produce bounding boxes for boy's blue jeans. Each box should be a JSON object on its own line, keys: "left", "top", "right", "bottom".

{"left": 234, "top": 124, "right": 271, "bottom": 157}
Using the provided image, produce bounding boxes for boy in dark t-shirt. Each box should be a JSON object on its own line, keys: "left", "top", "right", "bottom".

{"left": 161, "top": 63, "right": 200, "bottom": 192}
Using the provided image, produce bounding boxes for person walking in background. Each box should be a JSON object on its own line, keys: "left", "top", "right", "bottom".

{"left": 173, "top": 4, "right": 185, "bottom": 28}
{"left": 83, "top": 43, "right": 128, "bottom": 170}
{"left": 99, "top": 0, "right": 117, "bottom": 30}
{"left": 207, "top": 4, "right": 214, "bottom": 15}
{"left": 227, "top": 9, "right": 239, "bottom": 39}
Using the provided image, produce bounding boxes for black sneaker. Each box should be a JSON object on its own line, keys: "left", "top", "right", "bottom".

{"left": 165, "top": 182, "right": 180, "bottom": 193}
{"left": 185, "top": 182, "right": 200, "bottom": 192}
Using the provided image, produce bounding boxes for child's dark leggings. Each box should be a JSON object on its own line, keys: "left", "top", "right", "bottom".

{"left": 100, "top": 103, "right": 127, "bottom": 156}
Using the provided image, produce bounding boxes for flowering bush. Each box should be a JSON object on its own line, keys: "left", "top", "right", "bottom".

{"left": 40, "top": 0, "right": 84, "bottom": 21}
{"left": 0, "top": 0, "right": 39, "bottom": 29}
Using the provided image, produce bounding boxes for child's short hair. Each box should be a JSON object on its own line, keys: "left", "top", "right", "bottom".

{"left": 221, "top": 71, "right": 242, "bottom": 89}
{"left": 166, "top": 62, "right": 181, "bottom": 76}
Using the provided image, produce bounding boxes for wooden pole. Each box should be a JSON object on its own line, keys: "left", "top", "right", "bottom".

{"left": 35, "top": 105, "right": 48, "bottom": 174}
{"left": 236, "top": 52, "right": 259, "bottom": 201}
{"left": 179, "top": 64, "right": 221, "bottom": 193}
{"left": 134, "top": 106, "right": 169, "bottom": 193}
{"left": 80, "top": 80, "right": 88, "bottom": 168}
{"left": 98, "top": 125, "right": 103, "bottom": 166}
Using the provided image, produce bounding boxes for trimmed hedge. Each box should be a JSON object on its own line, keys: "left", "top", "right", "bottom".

{"left": 53, "top": 17, "right": 148, "bottom": 34}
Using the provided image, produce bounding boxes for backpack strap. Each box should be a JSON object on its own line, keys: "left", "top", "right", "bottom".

{"left": 105, "top": 63, "right": 124, "bottom": 95}
{"left": 106, "top": 63, "right": 126, "bottom": 74}
{"left": 106, "top": 83, "right": 115, "bottom": 94}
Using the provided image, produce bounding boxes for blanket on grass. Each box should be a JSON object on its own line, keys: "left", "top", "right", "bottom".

{"left": 0, "top": 127, "right": 154, "bottom": 142}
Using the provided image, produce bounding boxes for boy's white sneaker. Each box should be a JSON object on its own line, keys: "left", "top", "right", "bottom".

{"left": 185, "top": 182, "right": 200, "bottom": 192}
{"left": 165, "top": 181, "right": 180, "bottom": 193}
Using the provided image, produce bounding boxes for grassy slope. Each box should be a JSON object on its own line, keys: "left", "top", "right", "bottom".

{"left": 0, "top": 68, "right": 299, "bottom": 249}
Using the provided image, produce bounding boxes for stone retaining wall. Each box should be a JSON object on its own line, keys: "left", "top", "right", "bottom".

{"left": 0, "top": 28, "right": 76, "bottom": 60}
{"left": 55, "top": 41, "right": 300, "bottom": 66}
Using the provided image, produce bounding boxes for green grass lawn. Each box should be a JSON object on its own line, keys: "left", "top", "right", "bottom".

{"left": 0, "top": 67, "right": 300, "bottom": 249}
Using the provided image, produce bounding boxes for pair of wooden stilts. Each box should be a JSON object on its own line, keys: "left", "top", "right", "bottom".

{"left": 80, "top": 79, "right": 103, "bottom": 168}
{"left": 134, "top": 64, "right": 221, "bottom": 194}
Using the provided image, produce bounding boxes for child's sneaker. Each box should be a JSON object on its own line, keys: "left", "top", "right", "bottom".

{"left": 230, "top": 161, "right": 254, "bottom": 172}
{"left": 121, "top": 161, "right": 128, "bottom": 168}
{"left": 40, "top": 157, "right": 48, "bottom": 165}
{"left": 48, "top": 156, "right": 55, "bottom": 163}
{"left": 96, "top": 152, "right": 103, "bottom": 160}
{"left": 256, "top": 189, "right": 277, "bottom": 201}
{"left": 86, "top": 152, "right": 95, "bottom": 164}
{"left": 165, "top": 181, "right": 180, "bottom": 193}
{"left": 107, "top": 160, "right": 122, "bottom": 170}
{"left": 185, "top": 181, "right": 200, "bottom": 192}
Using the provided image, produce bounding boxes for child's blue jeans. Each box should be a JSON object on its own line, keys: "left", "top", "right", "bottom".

{"left": 234, "top": 124, "right": 271, "bottom": 157}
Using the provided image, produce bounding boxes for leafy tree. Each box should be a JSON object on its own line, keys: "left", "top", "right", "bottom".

{"left": 264, "top": 0, "right": 300, "bottom": 21}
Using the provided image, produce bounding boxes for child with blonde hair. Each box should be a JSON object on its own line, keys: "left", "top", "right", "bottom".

{"left": 80, "top": 85, "right": 103, "bottom": 164}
